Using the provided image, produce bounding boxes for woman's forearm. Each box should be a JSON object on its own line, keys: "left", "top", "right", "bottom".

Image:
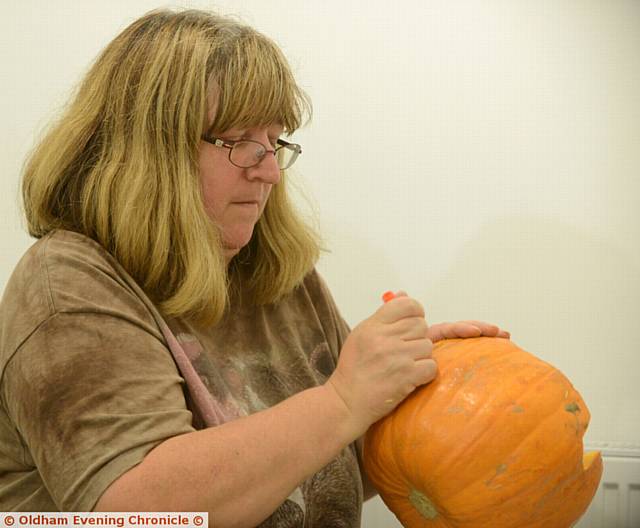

{"left": 94, "top": 384, "right": 362, "bottom": 528}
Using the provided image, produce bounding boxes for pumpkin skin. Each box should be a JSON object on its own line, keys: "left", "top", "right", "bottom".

{"left": 363, "top": 337, "right": 602, "bottom": 528}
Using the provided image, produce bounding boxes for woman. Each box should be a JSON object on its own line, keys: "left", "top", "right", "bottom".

{"left": 0, "top": 8, "right": 508, "bottom": 527}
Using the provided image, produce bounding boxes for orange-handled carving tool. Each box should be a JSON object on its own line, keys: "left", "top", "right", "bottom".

{"left": 382, "top": 291, "right": 396, "bottom": 303}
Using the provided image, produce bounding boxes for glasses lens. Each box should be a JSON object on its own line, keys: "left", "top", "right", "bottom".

{"left": 276, "top": 143, "right": 300, "bottom": 170}
{"left": 230, "top": 141, "right": 265, "bottom": 168}
{"left": 229, "top": 140, "right": 300, "bottom": 170}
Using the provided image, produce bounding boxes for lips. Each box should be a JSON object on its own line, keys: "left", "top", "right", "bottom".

{"left": 230, "top": 200, "right": 261, "bottom": 213}
{"left": 232, "top": 196, "right": 262, "bottom": 205}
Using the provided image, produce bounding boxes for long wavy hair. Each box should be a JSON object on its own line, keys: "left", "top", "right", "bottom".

{"left": 21, "top": 8, "right": 319, "bottom": 327}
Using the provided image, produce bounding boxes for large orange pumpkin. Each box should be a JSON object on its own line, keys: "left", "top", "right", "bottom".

{"left": 363, "top": 337, "right": 602, "bottom": 528}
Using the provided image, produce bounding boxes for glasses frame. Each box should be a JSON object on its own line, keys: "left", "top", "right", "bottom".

{"left": 201, "top": 135, "right": 302, "bottom": 170}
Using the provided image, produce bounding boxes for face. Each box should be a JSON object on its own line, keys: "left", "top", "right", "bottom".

{"left": 199, "top": 123, "right": 283, "bottom": 264}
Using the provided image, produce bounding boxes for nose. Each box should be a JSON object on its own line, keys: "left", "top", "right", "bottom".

{"left": 245, "top": 146, "right": 281, "bottom": 184}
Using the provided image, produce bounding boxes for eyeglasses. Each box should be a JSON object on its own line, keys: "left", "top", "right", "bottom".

{"left": 201, "top": 135, "right": 302, "bottom": 170}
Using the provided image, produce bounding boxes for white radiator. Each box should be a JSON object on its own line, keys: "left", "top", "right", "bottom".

{"left": 361, "top": 445, "right": 640, "bottom": 528}
{"left": 576, "top": 444, "right": 640, "bottom": 528}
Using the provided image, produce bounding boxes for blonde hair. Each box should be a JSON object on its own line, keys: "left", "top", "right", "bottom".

{"left": 21, "top": 8, "right": 319, "bottom": 327}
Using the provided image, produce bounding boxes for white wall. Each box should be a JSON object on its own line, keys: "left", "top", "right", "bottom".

{"left": 2, "top": 1, "right": 639, "bottom": 525}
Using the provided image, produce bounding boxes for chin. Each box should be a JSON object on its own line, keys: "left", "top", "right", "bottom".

{"left": 223, "top": 237, "right": 253, "bottom": 261}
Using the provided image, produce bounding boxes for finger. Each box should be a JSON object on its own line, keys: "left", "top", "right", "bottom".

{"left": 387, "top": 316, "right": 428, "bottom": 341}
{"left": 401, "top": 338, "right": 433, "bottom": 361}
{"left": 426, "top": 323, "right": 479, "bottom": 342}
{"left": 461, "top": 320, "right": 511, "bottom": 339}
{"left": 412, "top": 358, "right": 438, "bottom": 386}
{"left": 460, "top": 320, "right": 498, "bottom": 334}
{"left": 376, "top": 296, "right": 425, "bottom": 324}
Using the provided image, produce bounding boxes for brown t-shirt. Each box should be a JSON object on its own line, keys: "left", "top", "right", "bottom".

{"left": 0, "top": 230, "right": 362, "bottom": 526}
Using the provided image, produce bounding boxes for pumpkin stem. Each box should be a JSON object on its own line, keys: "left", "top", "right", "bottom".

{"left": 409, "top": 489, "right": 439, "bottom": 520}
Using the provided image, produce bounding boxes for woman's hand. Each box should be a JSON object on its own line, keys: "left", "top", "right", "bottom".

{"left": 426, "top": 320, "right": 510, "bottom": 343}
{"left": 327, "top": 292, "right": 436, "bottom": 435}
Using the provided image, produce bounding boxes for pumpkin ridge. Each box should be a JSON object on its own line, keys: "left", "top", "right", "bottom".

{"left": 502, "top": 451, "right": 600, "bottom": 527}
{"left": 430, "top": 418, "right": 591, "bottom": 525}
{"left": 385, "top": 340, "right": 561, "bottom": 512}
{"left": 441, "top": 396, "right": 586, "bottom": 512}
{"left": 382, "top": 393, "right": 452, "bottom": 525}
{"left": 418, "top": 356, "right": 560, "bottom": 488}
{"left": 437, "top": 391, "right": 591, "bottom": 526}
{"left": 389, "top": 394, "right": 435, "bottom": 502}
{"left": 372, "top": 413, "right": 413, "bottom": 497}
{"left": 477, "top": 419, "right": 586, "bottom": 506}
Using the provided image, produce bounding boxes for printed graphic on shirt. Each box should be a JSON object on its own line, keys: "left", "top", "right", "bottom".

{"left": 172, "top": 315, "right": 361, "bottom": 527}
